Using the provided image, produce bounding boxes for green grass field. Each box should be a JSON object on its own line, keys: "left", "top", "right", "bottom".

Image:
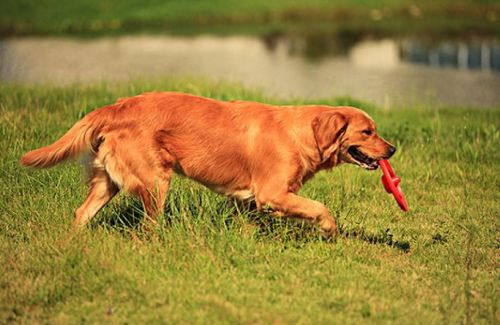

{"left": 1, "top": 0, "right": 499, "bottom": 36}
{"left": 0, "top": 80, "right": 498, "bottom": 323}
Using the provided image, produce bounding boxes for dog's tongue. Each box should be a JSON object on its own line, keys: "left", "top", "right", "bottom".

{"left": 379, "top": 160, "right": 408, "bottom": 212}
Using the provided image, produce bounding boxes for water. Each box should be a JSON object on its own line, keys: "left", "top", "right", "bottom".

{"left": 1, "top": 34, "right": 499, "bottom": 107}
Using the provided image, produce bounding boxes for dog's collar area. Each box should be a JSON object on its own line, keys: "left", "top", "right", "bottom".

{"left": 347, "top": 146, "right": 379, "bottom": 170}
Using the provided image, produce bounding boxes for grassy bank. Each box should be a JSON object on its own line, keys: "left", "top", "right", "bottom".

{"left": 0, "top": 80, "right": 499, "bottom": 323}
{"left": 1, "top": 0, "right": 499, "bottom": 37}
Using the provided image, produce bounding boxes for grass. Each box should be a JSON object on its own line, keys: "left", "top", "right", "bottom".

{"left": 1, "top": 0, "right": 499, "bottom": 37}
{"left": 0, "top": 79, "right": 499, "bottom": 323}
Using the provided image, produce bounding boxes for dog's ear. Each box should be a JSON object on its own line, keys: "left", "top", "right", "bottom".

{"left": 312, "top": 111, "right": 348, "bottom": 160}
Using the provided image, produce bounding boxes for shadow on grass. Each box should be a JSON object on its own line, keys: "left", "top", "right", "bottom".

{"left": 91, "top": 200, "right": 152, "bottom": 231}
{"left": 93, "top": 198, "right": 410, "bottom": 252}
{"left": 338, "top": 224, "right": 411, "bottom": 252}
{"left": 243, "top": 209, "right": 411, "bottom": 252}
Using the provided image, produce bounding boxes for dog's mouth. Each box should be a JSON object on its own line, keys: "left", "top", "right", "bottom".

{"left": 347, "top": 146, "right": 379, "bottom": 170}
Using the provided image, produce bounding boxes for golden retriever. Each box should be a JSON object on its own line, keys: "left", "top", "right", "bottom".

{"left": 21, "top": 92, "right": 396, "bottom": 237}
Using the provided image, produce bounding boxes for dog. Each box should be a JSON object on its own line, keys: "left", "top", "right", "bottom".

{"left": 21, "top": 92, "right": 396, "bottom": 237}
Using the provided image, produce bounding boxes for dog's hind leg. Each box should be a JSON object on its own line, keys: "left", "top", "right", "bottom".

{"left": 134, "top": 172, "right": 172, "bottom": 224}
{"left": 74, "top": 165, "right": 119, "bottom": 228}
{"left": 96, "top": 134, "right": 175, "bottom": 225}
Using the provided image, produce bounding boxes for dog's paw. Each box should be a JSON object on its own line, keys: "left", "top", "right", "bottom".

{"left": 319, "top": 219, "right": 339, "bottom": 242}
{"left": 319, "top": 229, "right": 338, "bottom": 243}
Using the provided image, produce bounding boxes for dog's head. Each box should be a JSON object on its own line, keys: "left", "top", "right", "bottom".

{"left": 312, "top": 107, "right": 396, "bottom": 170}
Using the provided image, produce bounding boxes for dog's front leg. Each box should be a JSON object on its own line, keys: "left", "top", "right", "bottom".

{"left": 256, "top": 193, "right": 338, "bottom": 238}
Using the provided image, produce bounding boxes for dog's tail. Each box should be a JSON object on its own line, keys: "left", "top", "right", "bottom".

{"left": 20, "top": 108, "right": 109, "bottom": 168}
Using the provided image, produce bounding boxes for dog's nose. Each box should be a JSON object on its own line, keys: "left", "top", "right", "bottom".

{"left": 387, "top": 146, "right": 397, "bottom": 158}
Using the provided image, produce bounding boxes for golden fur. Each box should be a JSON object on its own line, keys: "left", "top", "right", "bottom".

{"left": 21, "top": 92, "right": 395, "bottom": 236}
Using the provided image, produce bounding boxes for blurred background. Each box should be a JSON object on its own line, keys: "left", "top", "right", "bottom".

{"left": 1, "top": 0, "right": 499, "bottom": 107}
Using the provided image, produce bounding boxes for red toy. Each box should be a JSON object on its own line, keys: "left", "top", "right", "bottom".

{"left": 379, "top": 160, "right": 408, "bottom": 211}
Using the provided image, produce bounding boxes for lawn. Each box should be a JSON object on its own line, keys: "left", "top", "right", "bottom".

{"left": 1, "top": 0, "right": 499, "bottom": 36}
{"left": 0, "top": 80, "right": 498, "bottom": 323}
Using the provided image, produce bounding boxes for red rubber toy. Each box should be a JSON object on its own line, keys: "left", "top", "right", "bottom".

{"left": 379, "top": 160, "right": 408, "bottom": 212}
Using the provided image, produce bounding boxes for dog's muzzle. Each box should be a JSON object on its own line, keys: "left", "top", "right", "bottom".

{"left": 347, "top": 146, "right": 379, "bottom": 170}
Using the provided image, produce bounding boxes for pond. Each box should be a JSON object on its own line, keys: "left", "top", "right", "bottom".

{"left": 1, "top": 34, "right": 499, "bottom": 107}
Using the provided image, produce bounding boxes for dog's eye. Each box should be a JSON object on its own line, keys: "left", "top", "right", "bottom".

{"left": 362, "top": 130, "right": 373, "bottom": 136}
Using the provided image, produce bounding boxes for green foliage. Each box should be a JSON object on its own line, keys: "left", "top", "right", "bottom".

{"left": 0, "top": 80, "right": 498, "bottom": 323}
{"left": 1, "top": 0, "right": 499, "bottom": 36}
